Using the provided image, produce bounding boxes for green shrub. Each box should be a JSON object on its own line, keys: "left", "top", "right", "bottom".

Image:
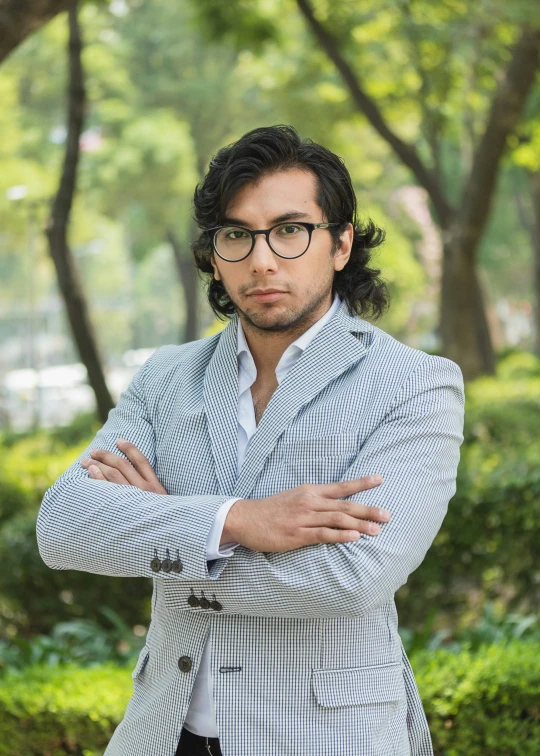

{"left": 0, "top": 663, "right": 132, "bottom": 755}
{"left": 415, "top": 639, "right": 540, "bottom": 756}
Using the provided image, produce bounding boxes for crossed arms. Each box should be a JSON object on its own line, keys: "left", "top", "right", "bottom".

{"left": 36, "top": 351, "right": 464, "bottom": 619}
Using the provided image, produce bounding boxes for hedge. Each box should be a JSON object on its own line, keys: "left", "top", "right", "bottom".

{"left": 415, "top": 640, "right": 540, "bottom": 756}
{"left": 1, "top": 640, "right": 539, "bottom": 755}
{"left": 0, "top": 663, "right": 131, "bottom": 756}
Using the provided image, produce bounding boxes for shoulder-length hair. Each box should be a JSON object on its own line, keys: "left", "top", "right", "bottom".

{"left": 191, "top": 124, "right": 390, "bottom": 321}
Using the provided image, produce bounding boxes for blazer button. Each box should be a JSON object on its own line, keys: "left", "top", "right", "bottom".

{"left": 161, "top": 558, "right": 173, "bottom": 573}
{"left": 199, "top": 592, "right": 210, "bottom": 609}
{"left": 187, "top": 589, "right": 200, "bottom": 608}
{"left": 178, "top": 655, "right": 192, "bottom": 673}
{"left": 171, "top": 559, "right": 183, "bottom": 573}
{"left": 150, "top": 557, "right": 161, "bottom": 572}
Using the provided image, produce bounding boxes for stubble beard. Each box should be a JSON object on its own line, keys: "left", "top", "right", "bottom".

{"left": 228, "top": 276, "right": 335, "bottom": 337}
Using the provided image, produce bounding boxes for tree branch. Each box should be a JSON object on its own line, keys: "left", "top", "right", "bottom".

{"left": 456, "top": 27, "right": 540, "bottom": 258}
{"left": 0, "top": 0, "right": 76, "bottom": 63}
{"left": 295, "top": 0, "right": 454, "bottom": 228}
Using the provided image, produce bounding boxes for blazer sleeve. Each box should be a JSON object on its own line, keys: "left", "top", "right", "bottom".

{"left": 192, "top": 354, "right": 465, "bottom": 618}
{"left": 36, "top": 348, "right": 233, "bottom": 582}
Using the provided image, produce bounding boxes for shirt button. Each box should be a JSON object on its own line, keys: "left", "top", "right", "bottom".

{"left": 178, "top": 655, "right": 192, "bottom": 673}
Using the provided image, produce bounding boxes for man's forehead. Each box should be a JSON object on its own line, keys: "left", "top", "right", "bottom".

{"left": 224, "top": 171, "right": 320, "bottom": 226}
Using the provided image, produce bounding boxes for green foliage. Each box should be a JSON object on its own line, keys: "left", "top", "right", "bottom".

{"left": 0, "top": 608, "right": 146, "bottom": 674}
{"left": 0, "top": 662, "right": 132, "bottom": 756}
{"left": 414, "top": 640, "right": 540, "bottom": 756}
{"left": 399, "top": 600, "right": 539, "bottom": 657}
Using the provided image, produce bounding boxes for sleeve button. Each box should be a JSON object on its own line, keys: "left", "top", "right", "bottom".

{"left": 199, "top": 592, "right": 210, "bottom": 609}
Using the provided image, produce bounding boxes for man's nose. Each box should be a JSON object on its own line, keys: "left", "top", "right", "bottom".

{"left": 249, "top": 233, "right": 278, "bottom": 271}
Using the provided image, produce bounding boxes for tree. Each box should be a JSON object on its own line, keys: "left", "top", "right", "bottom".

{"left": 193, "top": 0, "right": 540, "bottom": 378}
{"left": 0, "top": 0, "right": 77, "bottom": 63}
{"left": 45, "top": 4, "right": 113, "bottom": 423}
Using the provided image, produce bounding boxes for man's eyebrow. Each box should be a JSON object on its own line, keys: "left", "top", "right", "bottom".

{"left": 222, "top": 211, "right": 313, "bottom": 227}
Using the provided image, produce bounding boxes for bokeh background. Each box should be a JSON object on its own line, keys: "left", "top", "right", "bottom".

{"left": 0, "top": 1, "right": 539, "bottom": 754}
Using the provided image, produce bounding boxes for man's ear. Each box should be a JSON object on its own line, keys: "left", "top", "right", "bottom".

{"left": 333, "top": 223, "right": 353, "bottom": 272}
{"left": 210, "top": 253, "right": 221, "bottom": 281}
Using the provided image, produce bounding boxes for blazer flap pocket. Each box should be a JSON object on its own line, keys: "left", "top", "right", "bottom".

{"left": 131, "top": 645, "right": 150, "bottom": 680}
{"left": 311, "top": 662, "right": 404, "bottom": 707}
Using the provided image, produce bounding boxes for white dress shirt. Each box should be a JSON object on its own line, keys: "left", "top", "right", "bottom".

{"left": 183, "top": 293, "right": 343, "bottom": 736}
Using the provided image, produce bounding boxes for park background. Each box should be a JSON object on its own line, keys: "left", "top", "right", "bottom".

{"left": 0, "top": 0, "right": 539, "bottom": 754}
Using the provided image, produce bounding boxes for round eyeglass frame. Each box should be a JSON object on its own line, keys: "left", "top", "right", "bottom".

{"left": 205, "top": 221, "right": 341, "bottom": 262}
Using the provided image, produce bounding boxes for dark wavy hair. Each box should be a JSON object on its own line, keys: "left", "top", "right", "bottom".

{"left": 191, "top": 124, "right": 390, "bottom": 321}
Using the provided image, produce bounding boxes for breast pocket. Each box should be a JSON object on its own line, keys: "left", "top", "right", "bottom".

{"left": 278, "top": 433, "right": 359, "bottom": 485}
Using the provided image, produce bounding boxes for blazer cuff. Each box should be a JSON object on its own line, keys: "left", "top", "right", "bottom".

{"left": 206, "top": 498, "right": 242, "bottom": 560}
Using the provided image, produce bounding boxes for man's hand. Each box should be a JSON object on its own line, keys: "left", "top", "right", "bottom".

{"left": 222, "top": 477, "right": 391, "bottom": 553}
{"left": 80, "top": 439, "right": 168, "bottom": 494}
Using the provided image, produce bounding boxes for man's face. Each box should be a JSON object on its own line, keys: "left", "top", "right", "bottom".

{"left": 210, "top": 168, "right": 353, "bottom": 333}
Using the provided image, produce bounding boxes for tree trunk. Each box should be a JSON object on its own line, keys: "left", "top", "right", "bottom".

{"left": 167, "top": 227, "right": 199, "bottom": 343}
{"left": 440, "top": 238, "right": 496, "bottom": 377}
{"left": 45, "top": 5, "right": 114, "bottom": 423}
{"left": 0, "top": 0, "right": 77, "bottom": 63}
{"left": 528, "top": 172, "right": 540, "bottom": 357}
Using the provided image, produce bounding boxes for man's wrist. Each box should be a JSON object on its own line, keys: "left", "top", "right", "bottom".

{"left": 221, "top": 498, "right": 248, "bottom": 546}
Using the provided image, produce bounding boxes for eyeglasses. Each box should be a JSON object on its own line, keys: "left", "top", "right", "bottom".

{"left": 206, "top": 221, "right": 341, "bottom": 262}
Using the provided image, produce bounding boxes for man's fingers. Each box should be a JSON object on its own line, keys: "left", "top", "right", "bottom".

{"left": 304, "top": 476, "right": 391, "bottom": 523}
{"left": 84, "top": 448, "right": 147, "bottom": 488}
{"left": 304, "top": 527, "right": 364, "bottom": 545}
{"left": 309, "top": 511, "right": 382, "bottom": 535}
{"left": 86, "top": 460, "right": 126, "bottom": 484}
{"left": 88, "top": 464, "right": 105, "bottom": 480}
{"left": 317, "top": 475, "right": 383, "bottom": 498}
{"left": 115, "top": 439, "right": 157, "bottom": 482}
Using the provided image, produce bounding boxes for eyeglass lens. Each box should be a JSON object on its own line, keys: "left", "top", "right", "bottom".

{"left": 214, "top": 223, "right": 310, "bottom": 260}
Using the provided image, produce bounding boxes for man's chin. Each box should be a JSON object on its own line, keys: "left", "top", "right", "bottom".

{"left": 240, "top": 303, "right": 296, "bottom": 332}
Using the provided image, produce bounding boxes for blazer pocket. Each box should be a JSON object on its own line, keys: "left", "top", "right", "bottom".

{"left": 311, "top": 662, "right": 405, "bottom": 707}
{"left": 131, "top": 644, "right": 150, "bottom": 680}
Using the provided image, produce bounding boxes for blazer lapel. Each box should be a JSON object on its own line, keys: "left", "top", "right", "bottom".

{"left": 203, "top": 316, "right": 240, "bottom": 496}
{"left": 203, "top": 300, "right": 376, "bottom": 499}
{"left": 232, "top": 301, "right": 376, "bottom": 499}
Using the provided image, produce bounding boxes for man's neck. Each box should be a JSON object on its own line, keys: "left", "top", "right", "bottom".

{"left": 239, "top": 294, "right": 334, "bottom": 378}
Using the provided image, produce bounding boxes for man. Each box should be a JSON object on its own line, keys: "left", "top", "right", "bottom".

{"left": 37, "top": 124, "right": 465, "bottom": 756}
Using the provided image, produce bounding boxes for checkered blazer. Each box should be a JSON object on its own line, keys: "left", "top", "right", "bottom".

{"left": 37, "top": 299, "right": 465, "bottom": 756}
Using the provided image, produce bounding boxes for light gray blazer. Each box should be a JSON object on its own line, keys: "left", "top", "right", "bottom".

{"left": 37, "top": 299, "right": 465, "bottom": 756}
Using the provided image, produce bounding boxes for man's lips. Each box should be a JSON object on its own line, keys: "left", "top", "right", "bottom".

{"left": 248, "top": 290, "right": 288, "bottom": 302}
